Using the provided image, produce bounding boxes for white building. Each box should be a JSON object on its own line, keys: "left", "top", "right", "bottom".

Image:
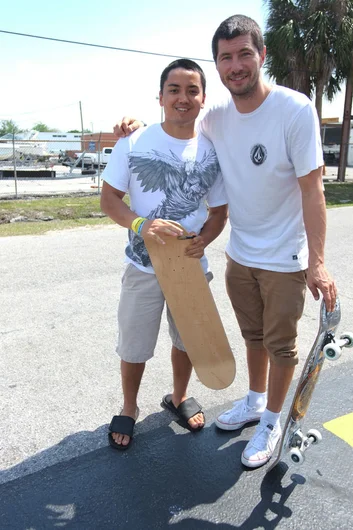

{"left": 0, "top": 131, "right": 82, "bottom": 155}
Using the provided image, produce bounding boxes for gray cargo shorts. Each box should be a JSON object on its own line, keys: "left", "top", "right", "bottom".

{"left": 117, "top": 263, "right": 212, "bottom": 363}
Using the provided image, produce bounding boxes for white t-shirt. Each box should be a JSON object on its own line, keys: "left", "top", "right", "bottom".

{"left": 199, "top": 85, "right": 324, "bottom": 272}
{"left": 102, "top": 124, "right": 227, "bottom": 274}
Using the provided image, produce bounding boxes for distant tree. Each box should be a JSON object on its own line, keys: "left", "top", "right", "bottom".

{"left": 0, "top": 119, "right": 23, "bottom": 136}
{"left": 32, "top": 122, "right": 59, "bottom": 132}
{"left": 67, "top": 129, "right": 91, "bottom": 133}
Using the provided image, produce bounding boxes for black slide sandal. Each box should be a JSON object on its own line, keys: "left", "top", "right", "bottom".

{"left": 162, "top": 394, "right": 205, "bottom": 432}
{"left": 108, "top": 414, "right": 137, "bottom": 450}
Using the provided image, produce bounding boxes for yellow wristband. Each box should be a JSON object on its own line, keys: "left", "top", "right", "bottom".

{"left": 134, "top": 218, "right": 145, "bottom": 234}
{"left": 133, "top": 217, "right": 146, "bottom": 233}
{"left": 131, "top": 218, "right": 141, "bottom": 233}
{"left": 131, "top": 217, "right": 147, "bottom": 234}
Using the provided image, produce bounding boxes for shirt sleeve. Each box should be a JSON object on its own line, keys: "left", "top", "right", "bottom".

{"left": 197, "top": 112, "right": 211, "bottom": 141}
{"left": 287, "top": 103, "right": 324, "bottom": 178}
{"left": 101, "top": 138, "right": 130, "bottom": 192}
{"left": 198, "top": 106, "right": 218, "bottom": 142}
{"left": 206, "top": 172, "right": 228, "bottom": 207}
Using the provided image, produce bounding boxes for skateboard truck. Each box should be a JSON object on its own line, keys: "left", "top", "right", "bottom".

{"left": 289, "top": 429, "right": 323, "bottom": 465}
{"left": 323, "top": 332, "right": 353, "bottom": 360}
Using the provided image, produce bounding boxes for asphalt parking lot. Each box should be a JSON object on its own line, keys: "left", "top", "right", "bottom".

{"left": 1, "top": 207, "right": 353, "bottom": 529}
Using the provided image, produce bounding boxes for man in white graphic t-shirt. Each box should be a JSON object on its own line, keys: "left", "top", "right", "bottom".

{"left": 112, "top": 15, "right": 337, "bottom": 468}
{"left": 101, "top": 59, "right": 228, "bottom": 451}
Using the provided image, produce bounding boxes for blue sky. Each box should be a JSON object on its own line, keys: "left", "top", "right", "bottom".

{"left": 1, "top": 0, "right": 345, "bottom": 133}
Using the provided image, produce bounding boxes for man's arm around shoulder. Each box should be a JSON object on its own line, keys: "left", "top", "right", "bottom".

{"left": 113, "top": 117, "right": 145, "bottom": 138}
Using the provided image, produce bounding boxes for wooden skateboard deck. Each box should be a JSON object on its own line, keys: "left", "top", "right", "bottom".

{"left": 144, "top": 224, "right": 235, "bottom": 390}
{"left": 268, "top": 297, "right": 353, "bottom": 471}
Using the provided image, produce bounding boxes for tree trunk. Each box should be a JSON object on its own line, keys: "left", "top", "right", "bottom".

{"left": 315, "top": 81, "right": 324, "bottom": 127}
{"left": 304, "top": 74, "right": 312, "bottom": 99}
{"left": 337, "top": 58, "right": 353, "bottom": 183}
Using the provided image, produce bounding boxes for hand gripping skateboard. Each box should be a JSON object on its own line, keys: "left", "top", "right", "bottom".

{"left": 144, "top": 222, "right": 236, "bottom": 390}
{"left": 268, "top": 297, "right": 353, "bottom": 471}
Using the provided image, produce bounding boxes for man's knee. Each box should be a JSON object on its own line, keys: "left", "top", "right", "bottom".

{"left": 264, "top": 339, "right": 299, "bottom": 367}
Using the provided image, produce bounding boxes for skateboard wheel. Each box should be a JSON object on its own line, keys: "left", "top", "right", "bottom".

{"left": 290, "top": 448, "right": 305, "bottom": 465}
{"left": 323, "top": 343, "right": 342, "bottom": 360}
{"left": 307, "top": 429, "right": 322, "bottom": 445}
{"left": 340, "top": 332, "right": 353, "bottom": 348}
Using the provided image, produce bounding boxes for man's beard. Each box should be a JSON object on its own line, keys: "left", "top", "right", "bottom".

{"left": 226, "top": 71, "right": 260, "bottom": 100}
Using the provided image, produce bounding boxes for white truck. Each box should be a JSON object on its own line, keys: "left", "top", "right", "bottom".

{"left": 74, "top": 147, "right": 113, "bottom": 168}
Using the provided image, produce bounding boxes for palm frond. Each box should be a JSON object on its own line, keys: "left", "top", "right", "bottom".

{"left": 263, "top": 0, "right": 353, "bottom": 121}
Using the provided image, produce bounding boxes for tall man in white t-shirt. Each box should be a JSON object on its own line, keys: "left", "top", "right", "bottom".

{"left": 206, "top": 15, "right": 335, "bottom": 468}
{"left": 112, "top": 15, "right": 337, "bottom": 467}
{"left": 101, "top": 59, "right": 228, "bottom": 451}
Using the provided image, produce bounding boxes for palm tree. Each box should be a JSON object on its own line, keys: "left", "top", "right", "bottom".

{"left": 264, "top": 0, "right": 353, "bottom": 125}
{"left": 265, "top": 1, "right": 311, "bottom": 96}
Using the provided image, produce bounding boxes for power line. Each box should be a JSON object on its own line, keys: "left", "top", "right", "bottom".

{"left": 0, "top": 29, "right": 214, "bottom": 63}
{"left": 0, "top": 102, "right": 77, "bottom": 118}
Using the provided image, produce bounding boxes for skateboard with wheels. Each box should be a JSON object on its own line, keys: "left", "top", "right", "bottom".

{"left": 144, "top": 222, "right": 236, "bottom": 390}
{"left": 268, "top": 297, "right": 353, "bottom": 471}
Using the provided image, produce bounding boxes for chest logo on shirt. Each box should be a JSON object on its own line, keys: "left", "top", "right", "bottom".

{"left": 250, "top": 144, "right": 267, "bottom": 166}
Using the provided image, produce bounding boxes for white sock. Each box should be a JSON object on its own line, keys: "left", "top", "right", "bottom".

{"left": 261, "top": 408, "right": 281, "bottom": 429}
{"left": 247, "top": 390, "right": 267, "bottom": 410}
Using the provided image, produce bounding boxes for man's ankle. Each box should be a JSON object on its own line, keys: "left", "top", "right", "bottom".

{"left": 247, "top": 390, "right": 267, "bottom": 410}
{"left": 260, "top": 408, "right": 281, "bottom": 429}
{"left": 122, "top": 404, "right": 138, "bottom": 417}
{"left": 171, "top": 393, "right": 186, "bottom": 407}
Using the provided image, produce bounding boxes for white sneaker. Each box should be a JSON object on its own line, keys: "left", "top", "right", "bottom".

{"left": 241, "top": 421, "right": 282, "bottom": 468}
{"left": 215, "top": 397, "right": 265, "bottom": 431}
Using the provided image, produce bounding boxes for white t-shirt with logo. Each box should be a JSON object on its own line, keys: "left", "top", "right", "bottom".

{"left": 102, "top": 124, "right": 227, "bottom": 274}
{"left": 199, "top": 85, "right": 324, "bottom": 272}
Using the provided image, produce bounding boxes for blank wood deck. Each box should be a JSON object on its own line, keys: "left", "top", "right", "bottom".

{"left": 145, "top": 231, "right": 235, "bottom": 390}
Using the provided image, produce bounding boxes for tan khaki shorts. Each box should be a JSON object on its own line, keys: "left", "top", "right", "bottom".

{"left": 225, "top": 255, "right": 307, "bottom": 367}
{"left": 117, "top": 263, "right": 212, "bottom": 363}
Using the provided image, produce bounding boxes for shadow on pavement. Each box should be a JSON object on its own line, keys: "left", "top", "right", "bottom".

{"left": 0, "top": 408, "right": 305, "bottom": 529}
{"left": 172, "top": 469, "right": 304, "bottom": 529}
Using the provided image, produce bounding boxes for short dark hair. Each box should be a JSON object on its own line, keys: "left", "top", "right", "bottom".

{"left": 212, "top": 15, "right": 264, "bottom": 62}
{"left": 160, "top": 58, "right": 206, "bottom": 93}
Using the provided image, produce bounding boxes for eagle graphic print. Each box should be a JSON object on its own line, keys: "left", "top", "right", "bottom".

{"left": 126, "top": 148, "right": 220, "bottom": 267}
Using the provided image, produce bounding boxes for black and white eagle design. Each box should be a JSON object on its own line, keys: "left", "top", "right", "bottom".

{"left": 126, "top": 148, "right": 220, "bottom": 267}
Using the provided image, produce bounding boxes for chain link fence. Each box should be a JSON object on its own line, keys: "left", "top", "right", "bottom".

{"left": 1, "top": 131, "right": 352, "bottom": 199}
{"left": 0, "top": 137, "right": 112, "bottom": 198}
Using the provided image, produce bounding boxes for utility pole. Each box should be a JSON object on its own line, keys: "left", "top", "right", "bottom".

{"left": 156, "top": 96, "right": 164, "bottom": 123}
{"left": 337, "top": 58, "right": 353, "bottom": 183}
{"left": 79, "top": 101, "right": 85, "bottom": 152}
{"left": 12, "top": 132, "right": 18, "bottom": 198}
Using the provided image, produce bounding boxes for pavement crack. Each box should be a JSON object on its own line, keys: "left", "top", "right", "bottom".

{"left": 0, "top": 329, "right": 23, "bottom": 335}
